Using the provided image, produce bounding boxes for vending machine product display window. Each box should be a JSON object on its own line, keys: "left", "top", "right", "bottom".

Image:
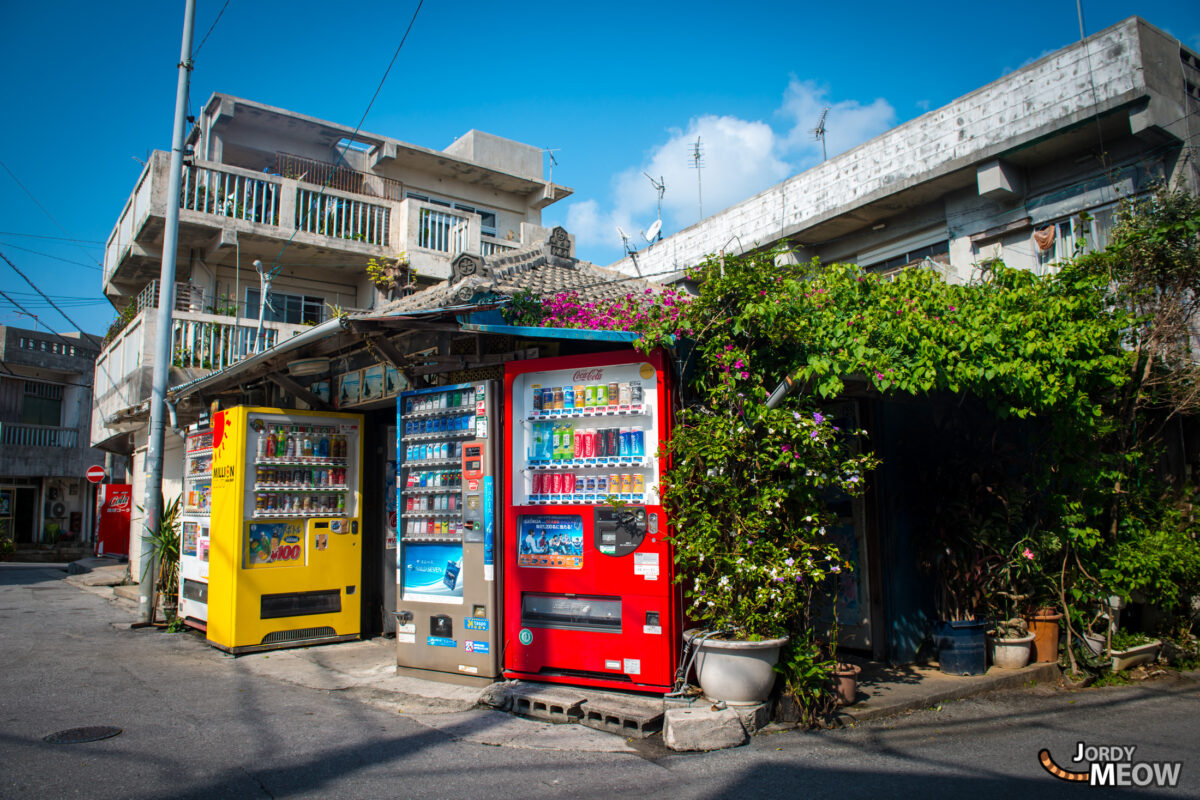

{"left": 179, "top": 425, "right": 213, "bottom": 628}
{"left": 503, "top": 350, "right": 680, "bottom": 692}
{"left": 394, "top": 381, "right": 500, "bottom": 685}
{"left": 206, "top": 406, "right": 363, "bottom": 654}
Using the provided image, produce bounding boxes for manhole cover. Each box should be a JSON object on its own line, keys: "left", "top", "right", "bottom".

{"left": 43, "top": 726, "right": 122, "bottom": 744}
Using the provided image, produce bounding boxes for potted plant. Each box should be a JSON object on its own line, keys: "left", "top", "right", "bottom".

{"left": 1107, "top": 630, "right": 1162, "bottom": 672}
{"left": 662, "top": 344, "right": 876, "bottom": 708}
{"left": 141, "top": 494, "right": 182, "bottom": 624}
{"left": 985, "top": 540, "right": 1041, "bottom": 669}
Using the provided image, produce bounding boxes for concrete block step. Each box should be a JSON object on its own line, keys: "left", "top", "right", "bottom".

{"left": 508, "top": 685, "right": 587, "bottom": 723}
{"left": 579, "top": 694, "right": 664, "bottom": 739}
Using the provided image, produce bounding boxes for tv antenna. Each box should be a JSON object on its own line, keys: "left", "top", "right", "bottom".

{"left": 542, "top": 147, "right": 560, "bottom": 183}
{"left": 615, "top": 226, "right": 643, "bottom": 277}
{"left": 643, "top": 172, "right": 666, "bottom": 221}
{"left": 689, "top": 136, "right": 705, "bottom": 220}
{"left": 812, "top": 107, "right": 830, "bottom": 162}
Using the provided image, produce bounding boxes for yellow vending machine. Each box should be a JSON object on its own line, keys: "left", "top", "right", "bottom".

{"left": 207, "top": 405, "right": 364, "bottom": 654}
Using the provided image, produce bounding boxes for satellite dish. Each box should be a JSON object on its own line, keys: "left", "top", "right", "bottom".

{"left": 616, "top": 226, "right": 629, "bottom": 242}
{"left": 644, "top": 219, "right": 662, "bottom": 243}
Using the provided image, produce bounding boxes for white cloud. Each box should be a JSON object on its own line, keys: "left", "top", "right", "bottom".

{"left": 562, "top": 78, "right": 895, "bottom": 257}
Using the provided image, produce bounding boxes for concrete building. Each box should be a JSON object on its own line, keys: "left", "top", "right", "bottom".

{"left": 92, "top": 92, "right": 572, "bottom": 581}
{"left": 600, "top": 16, "right": 1200, "bottom": 664}
{"left": 611, "top": 17, "right": 1199, "bottom": 285}
{"left": 0, "top": 325, "right": 108, "bottom": 548}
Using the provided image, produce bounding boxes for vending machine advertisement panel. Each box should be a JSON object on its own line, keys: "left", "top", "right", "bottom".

{"left": 179, "top": 425, "right": 213, "bottom": 628}
{"left": 395, "top": 381, "right": 500, "bottom": 685}
{"left": 503, "top": 350, "right": 680, "bottom": 693}
{"left": 207, "top": 406, "right": 364, "bottom": 654}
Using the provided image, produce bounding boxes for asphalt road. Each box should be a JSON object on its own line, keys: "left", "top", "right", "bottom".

{"left": 1, "top": 563, "right": 1197, "bottom": 799}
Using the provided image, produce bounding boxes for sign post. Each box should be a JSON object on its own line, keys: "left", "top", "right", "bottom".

{"left": 86, "top": 465, "right": 106, "bottom": 484}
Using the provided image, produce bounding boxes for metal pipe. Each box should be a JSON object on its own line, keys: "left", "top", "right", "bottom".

{"left": 139, "top": 0, "right": 196, "bottom": 624}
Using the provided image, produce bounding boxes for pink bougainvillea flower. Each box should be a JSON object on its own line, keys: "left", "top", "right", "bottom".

{"left": 1022, "top": 547, "right": 1034, "bottom": 560}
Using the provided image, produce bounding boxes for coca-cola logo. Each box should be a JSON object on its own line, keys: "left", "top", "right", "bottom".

{"left": 573, "top": 368, "right": 604, "bottom": 382}
{"left": 107, "top": 492, "right": 131, "bottom": 510}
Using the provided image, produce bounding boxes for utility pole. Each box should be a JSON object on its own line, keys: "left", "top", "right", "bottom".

{"left": 139, "top": 0, "right": 196, "bottom": 625}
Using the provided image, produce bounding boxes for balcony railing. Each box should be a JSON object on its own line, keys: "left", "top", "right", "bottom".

{"left": 296, "top": 187, "right": 390, "bottom": 246}
{"left": 182, "top": 164, "right": 281, "bottom": 226}
{"left": 418, "top": 207, "right": 470, "bottom": 253}
{"left": 0, "top": 423, "right": 78, "bottom": 448}
{"left": 481, "top": 238, "right": 519, "bottom": 257}
{"left": 171, "top": 312, "right": 281, "bottom": 370}
{"left": 275, "top": 152, "right": 404, "bottom": 202}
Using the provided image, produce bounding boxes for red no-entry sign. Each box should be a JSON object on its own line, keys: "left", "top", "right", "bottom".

{"left": 86, "top": 465, "right": 106, "bottom": 484}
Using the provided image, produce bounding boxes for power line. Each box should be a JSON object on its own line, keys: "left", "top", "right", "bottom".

{"left": 0, "top": 158, "right": 105, "bottom": 270}
{"left": 0, "top": 241, "right": 103, "bottom": 270}
{"left": 0, "top": 251, "right": 102, "bottom": 341}
{"left": 266, "top": 0, "right": 424, "bottom": 273}
{"left": 193, "top": 0, "right": 231, "bottom": 57}
{"left": 0, "top": 232, "right": 105, "bottom": 244}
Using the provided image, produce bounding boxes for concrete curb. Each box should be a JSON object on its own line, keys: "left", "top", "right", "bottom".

{"left": 837, "top": 661, "right": 1060, "bottom": 723}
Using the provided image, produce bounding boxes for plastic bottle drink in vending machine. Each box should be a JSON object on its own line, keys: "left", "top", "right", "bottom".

{"left": 633, "top": 428, "right": 645, "bottom": 457}
{"left": 574, "top": 428, "right": 585, "bottom": 460}
{"left": 532, "top": 385, "right": 542, "bottom": 413}
{"left": 562, "top": 472, "right": 575, "bottom": 496}
{"left": 619, "top": 428, "right": 632, "bottom": 457}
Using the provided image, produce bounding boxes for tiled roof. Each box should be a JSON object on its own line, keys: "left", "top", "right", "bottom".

{"left": 369, "top": 233, "right": 652, "bottom": 318}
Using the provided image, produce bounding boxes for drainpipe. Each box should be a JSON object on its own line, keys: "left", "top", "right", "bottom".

{"left": 139, "top": 0, "right": 196, "bottom": 624}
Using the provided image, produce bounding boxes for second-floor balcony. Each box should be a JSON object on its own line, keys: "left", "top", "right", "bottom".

{"left": 104, "top": 152, "right": 529, "bottom": 297}
{"left": 91, "top": 279, "right": 311, "bottom": 448}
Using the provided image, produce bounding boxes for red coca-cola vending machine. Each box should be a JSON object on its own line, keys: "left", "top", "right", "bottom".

{"left": 95, "top": 484, "right": 132, "bottom": 557}
{"left": 503, "top": 349, "right": 680, "bottom": 692}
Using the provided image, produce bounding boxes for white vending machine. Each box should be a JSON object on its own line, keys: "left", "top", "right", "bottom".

{"left": 180, "top": 424, "right": 213, "bottom": 629}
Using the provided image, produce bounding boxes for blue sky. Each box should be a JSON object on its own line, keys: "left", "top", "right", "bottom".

{"left": 1, "top": 0, "right": 1197, "bottom": 337}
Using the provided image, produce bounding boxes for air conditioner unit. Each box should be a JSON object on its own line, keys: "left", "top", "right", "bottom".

{"left": 45, "top": 501, "right": 67, "bottom": 518}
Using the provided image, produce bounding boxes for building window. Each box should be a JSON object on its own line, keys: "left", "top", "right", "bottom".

{"left": 1034, "top": 203, "right": 1118, "bottom": 275}
{"left": 245, "top": 290, "right": 325, "bottom": 325}
{"left": 21, "top": 381, "right": 62, "bottom": 427}
{"left": 406, "top": 192, "right": 498, "bottom": 236}
{"left": 864, "top": 240, "right": 950, "bottom": 275}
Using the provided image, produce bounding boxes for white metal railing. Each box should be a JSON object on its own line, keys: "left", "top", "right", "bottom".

{"left": 182, "top": 164, "right": 281, "bottom": 226}
{"left": 0, "top": 423, "right": 79, "bottom": 448}
{"left": 481, "top": 238, "right": 518, "bottom": 257}
{"left": 296, "top": 187, "right": 390, "bottom": 245}
{"left": 418, "top": 207, "right": 470, "bottom": 253}
{"left": 169, "top": 312, "right": 310, "bottom": 372}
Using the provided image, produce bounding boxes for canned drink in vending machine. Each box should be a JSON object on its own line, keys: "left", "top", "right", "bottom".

{"left": 631, "top": 381, "right": 644, "bottom": 405}
{"left": 563, "top": 385, "right": 575, "bottom": 410}
{"left": 574, "top": 429, "right": 585, "bottom": 459}
{"left": 609, "top": 474, "right": 622, "bottom": 495}
{"left": 620, "top": 474, "right": 633, "bottom": 494}
{"left": 595, "top": 382, "right": 608, "bottom": 407}
{"left": 607, "top": 382, "right": 619, "bottom": 407}
{"left": 632, "top": 473, "right": 645, "bottom": 495}
{"left": 596, "top": 475, "right": 608, "bottom": 494}
{"left": 618, "top": 382, "right": 632, "bottom": 407}
{"left": 584, "top": 384, "right": 596, "bottom": 407}
{"left": 583, "top": 428, "right": 596, "bottom": 458}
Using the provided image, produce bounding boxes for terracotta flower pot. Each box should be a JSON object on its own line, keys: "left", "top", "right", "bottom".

{"left": 833, "top": 663, "right": 861, "bottom": 706}
{"left": 1027, "top": 610, "right": 1062, "bottom": 663}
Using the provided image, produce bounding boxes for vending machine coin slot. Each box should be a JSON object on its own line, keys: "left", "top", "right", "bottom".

{"left": 592, "top": 506, "right": 646, "bottom": 556}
